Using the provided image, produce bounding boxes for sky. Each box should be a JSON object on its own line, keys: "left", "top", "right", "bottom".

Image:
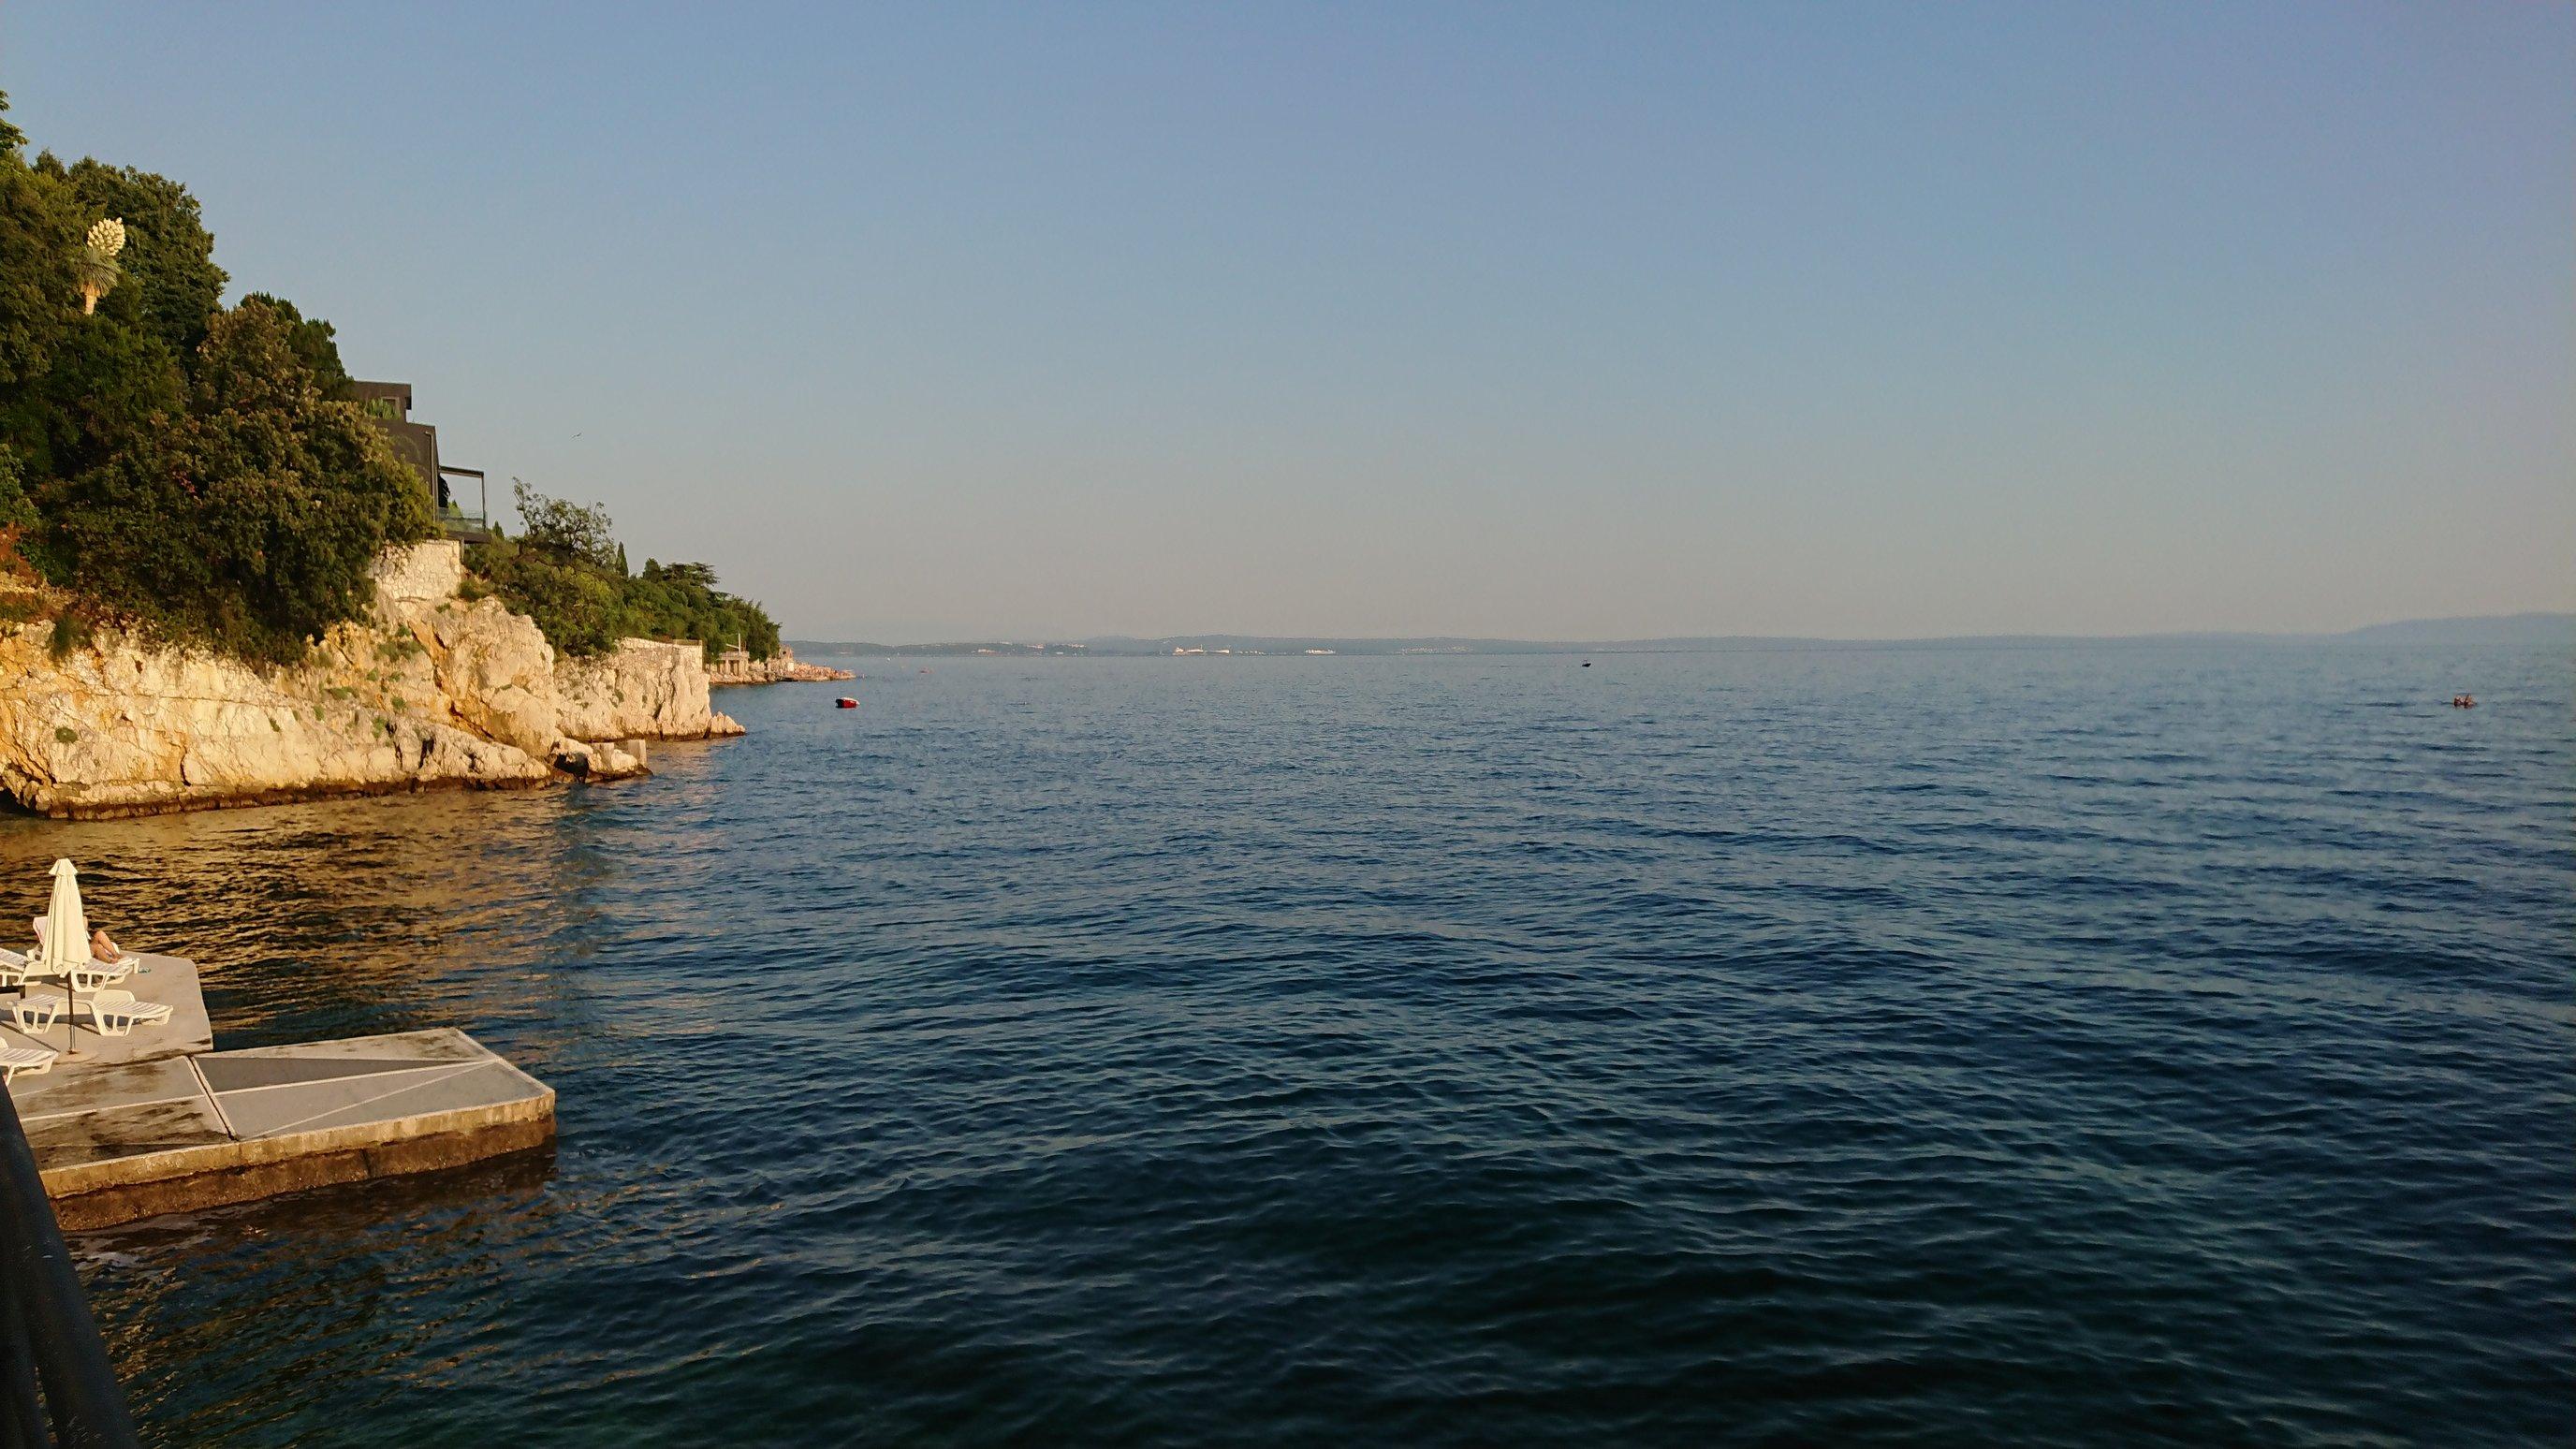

{"left": 5, "top": 2, "right": 2569, "bottom": 641}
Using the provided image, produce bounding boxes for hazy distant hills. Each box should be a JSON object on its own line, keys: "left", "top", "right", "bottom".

{"left": 793, "top": 613, "right": 2573, "bottom": 658}
{"left": 2327, "top": 612, "right": 2576, "bottom": 645}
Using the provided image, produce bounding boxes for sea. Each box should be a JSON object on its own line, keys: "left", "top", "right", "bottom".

{"left": 0, "top": 644, "right": 2567, "bottom": 1447}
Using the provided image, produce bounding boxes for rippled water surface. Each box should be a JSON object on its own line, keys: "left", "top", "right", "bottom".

{"left": 2, "top": 646, "right": 2569, "bottom": 1447}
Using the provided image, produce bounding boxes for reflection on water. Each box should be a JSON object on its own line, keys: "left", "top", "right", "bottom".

{"left": 76, "top": 1151, "right": 558, "bottom": 1441}
{"left": 0, "top": 754, "right": 731, "bottom": 1052}
{"left": 0, "top": 764, "right": 733, "bottom": 1446}
{"left": 1, "top": 653, "right": 2569, "bottom": 1448}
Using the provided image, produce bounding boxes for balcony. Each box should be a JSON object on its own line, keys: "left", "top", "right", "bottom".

{"left": 435, "top": 466, "right": 496, "bottom": 543}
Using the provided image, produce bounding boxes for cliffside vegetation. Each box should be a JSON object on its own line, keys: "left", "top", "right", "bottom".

{"left": 0, "top": 92, "right": 776, "bottom": 670}
{"left": 467, "top": 483, "right": 781, "bottom": 661}
{"left": 0, "top": 92, "right": 427, "bottom": 665}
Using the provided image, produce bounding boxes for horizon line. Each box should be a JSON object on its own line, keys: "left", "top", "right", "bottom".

{"left": 784, "top": 609, "right": 2576, "bottom": 651}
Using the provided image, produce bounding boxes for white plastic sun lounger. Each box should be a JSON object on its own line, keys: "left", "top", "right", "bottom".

{"left": 85, "top": 990, "right": 171, "bottom": 1036}
{"left": 9, "top": 996, "right": 61, "bottom": 1034}
{"left": 65, "top": 959, "right": 133, "bottom": 990}
{"left": 0, "top": 948, "right": 50, "bottom": 988}
{"left": 0, "top": 1046, "right": 55, "bottom": 1083}
{"left": 22, "top": 921, "right": 130, "bottom": 987}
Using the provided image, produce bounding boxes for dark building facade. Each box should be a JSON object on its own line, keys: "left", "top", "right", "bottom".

{"left": 351, "top": 380, "right": 490, "bottom": 541}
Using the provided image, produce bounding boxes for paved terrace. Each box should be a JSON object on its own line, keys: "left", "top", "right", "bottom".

{"left": 2, "top": 956, "right": 553, "bottom": 1230}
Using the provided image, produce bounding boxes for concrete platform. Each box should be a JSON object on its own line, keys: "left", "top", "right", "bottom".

{"left": 8, "top": 1027, "right": 554, "bottom": 1231}
{"left": 0, "top": 951, "right": 212, "bottom": 1066}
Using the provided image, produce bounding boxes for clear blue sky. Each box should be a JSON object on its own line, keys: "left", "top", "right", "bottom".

{"left": 7, "top": 2, "right": 2569, "bottom": 640}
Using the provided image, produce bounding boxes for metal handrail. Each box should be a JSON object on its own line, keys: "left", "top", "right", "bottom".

{"left": 0, "top": 1085, "right": 138, "bottom": 1447}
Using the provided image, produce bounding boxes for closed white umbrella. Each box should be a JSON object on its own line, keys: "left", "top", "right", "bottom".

{"left": 39, "top": 859, "right": 91, "bottom": 1059}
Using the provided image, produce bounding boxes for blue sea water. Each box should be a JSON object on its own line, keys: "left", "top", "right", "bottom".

{"left": 1, "top": 645, "right": 2568, "bottom": 1447}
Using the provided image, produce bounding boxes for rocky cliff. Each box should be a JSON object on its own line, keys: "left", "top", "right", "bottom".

{"left": 0, "top": 542, "right": 745, "bottom": 819}
{"left": 558, "top": 639, "right": 738, "bottom": 738}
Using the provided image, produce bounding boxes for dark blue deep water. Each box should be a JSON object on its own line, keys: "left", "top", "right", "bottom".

{"left": 2, "top": 646, "right": 2569, "bottom": 1447}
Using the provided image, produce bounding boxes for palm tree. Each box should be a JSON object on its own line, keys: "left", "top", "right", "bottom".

{"left": 77, "top": 217, "right": 124, "bottom": 315}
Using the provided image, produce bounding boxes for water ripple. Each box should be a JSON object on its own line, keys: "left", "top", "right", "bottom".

{"left": 0, "top": 645, "right": 2566, "bottom": 1446}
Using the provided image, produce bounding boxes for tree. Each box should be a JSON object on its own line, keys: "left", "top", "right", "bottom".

{"left": 32, "top": 300, "right": 431, "bottom": 664}
{"left": 240, "top": 293, "right": 352, "bottom": 399}
{"left": 0, "top": 96, "right": 83, "bottom": 389}
{"left": 463, "top": 536, "right": 622, "bottom": 656}
{"left": 473, "top": 526, "right": 782, "bottom": 662}
{"left": 0, "top": 98, "right": 432, "bottom": 666}
{"left": 63, "top": 159, "right": 226, "bottom": 354}
{"left": 644, "top": 559, "right": 718, "bottom": 591}
{"left": 0, "top": 443, "right": 33, "bottom": 567}
{"left": 512, "top": 480, "right": 621, "bottom": 570}
{"left": 74, "top": 217, "right": 122, "bottom": 315}
{"left": 0, "top": 314, "right": 183, "bottom": 482}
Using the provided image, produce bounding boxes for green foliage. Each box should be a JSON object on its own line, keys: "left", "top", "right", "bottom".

{"left": 240, "top": 293, "right": 350, "bottom": 399}
{"left": 464, "top": 535, "right": 626, "bottom": 657}
{"left": 512, "top": 480, "right": 621, "bottom": 571}
{"left": 0, "top": 442, "right": 33, "bottom": 547}
{"left": 0, "top": 314, "right": 184, "bottom": 482}
{"left": 73, "top": 245, "right": 120, "bottom": 310}
{"left": 0, "top": 96, "right": 418, "bottom": 666}
{"left": 0, "top": 125, "right": 192, "bottom": 485}
{"left": 32, "top": 300, "right": 431, "bottom": 665}
{"left": 468, "top": 487, "right": 779, "bottom": 660}
{"left": 0, "top": 92, "right": 768, "bottom": 672}
{"left": 45, "top": 610, "right": 88, "bottom": 659}
{"left": 0, "top": 114, "right": 82, "bottom": 389}
{"left": 63, "top": 160, "right": 225, "bottom": 354}
{"left": 629, "top": 557, "right": 781, "bottom": 660}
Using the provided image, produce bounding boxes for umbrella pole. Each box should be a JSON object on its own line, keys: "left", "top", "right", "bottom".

{"left": 59, "top": 977, "right": 77, "bottom": 1061}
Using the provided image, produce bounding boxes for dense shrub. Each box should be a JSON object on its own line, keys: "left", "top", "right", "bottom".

{"left": 469, "top": 483, "right": 779, "bottom": 660}
{"left": 0, "top": 100, "right": 81, "bottom": 390}
{"left": 0, "top": 92, "right": 766, "bottom": 668}
{"left": 30, "top": 302, "right": 431, "bottom": 664}
{"left": 465, "top": 534, "right": 623, "bottom": 656}
{"left": 0, "top": 92, "right": 428, "bottom": 665}
{"left": 0, "top": 309, "right": 185, "bottom": 482}
{"left": 59, "top": 158, "right": 226, "bottom": 356}
{"left": 239, "top": 292, "right": 352, "bottom": 399}
{"left": 0, "top": 443, "right": 34, "bottom": 569}
{"left": 627, "top": 558, "right": 783, "bottom": 660}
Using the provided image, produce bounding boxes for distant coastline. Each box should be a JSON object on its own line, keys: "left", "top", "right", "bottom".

{"left": 793, "top": 611, "right": 2576, "bottom": 658}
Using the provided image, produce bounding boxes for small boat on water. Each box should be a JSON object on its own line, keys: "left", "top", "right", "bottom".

{"left": 2451, "top": 693, "right": 2476, "bottom": 709}
{"left": 835, "top": 697, "right": 857, "bottom": 710}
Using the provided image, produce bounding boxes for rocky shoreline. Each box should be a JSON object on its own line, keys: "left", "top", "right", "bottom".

{"left": 0, "top": 541, "right": 747, "bottom": 819}
{"left": 709, "top": 648, "right": 854, "bottom": 685}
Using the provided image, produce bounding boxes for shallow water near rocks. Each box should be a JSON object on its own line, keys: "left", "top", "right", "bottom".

{"left": 2, "top": 645, "right": 2568, "bottom": 1447}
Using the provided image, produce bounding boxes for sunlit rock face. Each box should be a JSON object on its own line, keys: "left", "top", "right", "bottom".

{"left": 555, "top": 639, "right": 745, "bottom": 742}
{"left": 0, "top": 542, "right": 740, "bottom": 818}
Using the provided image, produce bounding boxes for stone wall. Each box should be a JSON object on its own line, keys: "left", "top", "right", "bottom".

{"left": 707, "top": 646, "right": 855, "bottom": 685}
{"left": 372, "top": 538, "right": 466, "bottom": 605}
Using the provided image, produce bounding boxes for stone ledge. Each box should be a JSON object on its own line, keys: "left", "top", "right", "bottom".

{"left": 7, "top": 770, "right": 554, "bottom": 822}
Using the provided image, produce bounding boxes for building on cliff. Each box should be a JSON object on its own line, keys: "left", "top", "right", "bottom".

{"left": 351, "top": 380, "right": 494, "bottom": 543}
